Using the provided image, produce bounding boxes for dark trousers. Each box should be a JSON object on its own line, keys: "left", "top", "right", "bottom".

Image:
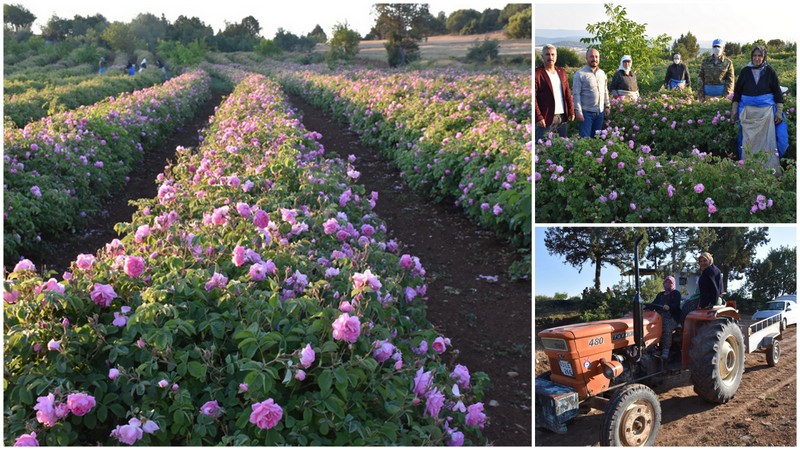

{"left": 535, "top": 114, "right": 568, "bottom": 142}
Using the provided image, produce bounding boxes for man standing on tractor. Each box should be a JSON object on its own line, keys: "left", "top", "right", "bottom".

{"left": 650, "top": 276, "right": 681, "bottom": 360}
{"left": 682, "top": 252, "right": 724, "bottom": 319}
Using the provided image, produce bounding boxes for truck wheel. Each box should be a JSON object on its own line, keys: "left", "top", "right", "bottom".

{"left": 600, "top": 384, "right": 661, "bottom": 446}
{"left": 767, "top": 341, "right": 781, "bottom": 367}
{"left": 689, "top": 319, "right": 745, "bottom": 403}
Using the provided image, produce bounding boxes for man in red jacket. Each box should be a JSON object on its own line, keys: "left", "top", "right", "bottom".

{"left": 535, "top": 44, "right": 575, "bottom": 142}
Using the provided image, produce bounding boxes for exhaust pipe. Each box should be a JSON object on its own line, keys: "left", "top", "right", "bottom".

{"left": 633, "top": 234, "right": 645, "bottom": 361}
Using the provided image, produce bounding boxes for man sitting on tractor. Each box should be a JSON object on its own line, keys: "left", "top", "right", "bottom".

{"left": 648, "top": 276, "right": 681, "bottom": 360}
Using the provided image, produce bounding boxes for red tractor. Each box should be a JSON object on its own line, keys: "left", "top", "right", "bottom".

{"left": 536, "top": 235, "right": 783, "bottom": 445}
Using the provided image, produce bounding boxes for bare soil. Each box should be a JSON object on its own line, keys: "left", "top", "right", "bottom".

{"left": 535, "top": 324, "right": 797, "bottom": 446}
{"left": 21, "top": 82, "right": 533, "bottom": 446}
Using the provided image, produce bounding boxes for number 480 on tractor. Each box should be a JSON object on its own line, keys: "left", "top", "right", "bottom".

{"left": 535, "top": 235, "right": 784, "bottom": 446}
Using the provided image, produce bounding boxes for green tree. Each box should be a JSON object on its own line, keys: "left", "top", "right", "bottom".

{"left": 466, "top": 38, "right": 499, "bottom": 63}
{"left": 767, "top": 38, "right": 786, "bottom": 52}
{"left": 217, "top": 16, "right": 261, "bottom": 52}
{"left": 308, "top": 24, "right": 327, "bottom": 43}
{"left": 446, "top": 9, "right": 481, "bottom": 35}
{"left": 671, "top": 31, "right": 699, "bottom": 60}
{"left": 544, "top": 227, "right": 646, "bottom": 290}
{"left": 746, "top": 246, "right": 797, "bottom": 302}
{"left": 273, "top": 28, "right": 300, "bottom": 52}
{"left": 581, "top": 3, "right": 671, "bottom": 85}
{"left": 101, "top": 21, "right": 136, "bottom": 57}
{"left": 167, "top": 15, "right": 213, "bottom": 46}
{"left": 130, "top": 13, "right": 168, "bottom": 52}
{"left": 499, "top": 3, "right": 530, "bottom": 26}
{"left": 41, "top": 14, "right": 70, "bottom": 41}
{"left": 4, "top": 3, "right": 35, "bottom": 32}
{"left": 505, "top": 6, "right": 531, "bottom": 39}
{"left": 724, "top": 41, "right": 743, "bottom": 56}
{"left": 552, "top": 46, "right": 581, "bottom": 67}
{"left": 254, "top": 38, "right": 281, "bottom": 57}
{"left": 371, "top": 4, "right": 430, "bottom": 67}
{"left": 328, "top": 21, "right": 360, "bottom": 62}
{"left": 68, "top": 14, "right": 109, "bottom": 40}
{"left": 477, "top": 8, "right": 502, "bottom": 33}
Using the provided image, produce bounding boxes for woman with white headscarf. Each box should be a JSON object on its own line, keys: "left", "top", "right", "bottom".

{"left": 609, "top": 54, "right": 639, "bottom": 100}
{"left": 731, "top": 45, "right": 787, "bottom": 173}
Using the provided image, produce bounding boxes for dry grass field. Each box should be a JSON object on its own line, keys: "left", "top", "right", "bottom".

{"left": 315, "top": 32, "right": 531, "bottom": 65}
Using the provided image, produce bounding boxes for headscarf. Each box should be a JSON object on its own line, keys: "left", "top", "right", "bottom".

{"left": 748, "top": 45, "right": 768, "bottom": 84}
{"left": 663, "top": 276, "right": 676, "bottom": 293}
{"left": 698, "top": 252, "right": 714, "bottom": 266}
{"left": 618, "top": 55, "right": 632, "bottom": 74}
{"left": 748, "top": 45, "right": 768, "bottom": 68}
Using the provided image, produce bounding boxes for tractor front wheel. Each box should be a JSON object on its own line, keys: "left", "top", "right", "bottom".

{"left": 600, "top": 384, "right": 661, "bottom": 446}
{"left": 689, "top": 319, "right": 745, "bottom": 403}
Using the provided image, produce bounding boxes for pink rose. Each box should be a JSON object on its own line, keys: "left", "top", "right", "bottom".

{"left": 249, "top": 263, "right": 267, "bottom": 281}
{"left": 4, "top": 289, "right": 20, "bottom": 304}
{"left": 199, "top": 400, "right": 221, "bottom": 418}
{"left": 332, "top": 313, "right": 361, "bottom": 343}
{"left": 109, "top": 368, "right": 120, "bottom": 380}
{"left": 399, "top": 254, "right": 414, "bottom": 269}
{"left": 432, "top": 336, "right": 447, "bottom": 354}
{"left": 39, "top": 278, "right": 65, "bottom": 294}
{"left": 111, "top": 423, "right": 143, "bottom": 445}
{"left": 294, "top": 369, "right": 306, "bottom": 381}
{"left": 413, "top": 367, "right": 433, "bottom": 397}
{"left": 47, "top": 340, "right": 60, "bottom": 351}
{"left": 425, "top": 389, "right": 445, "bottom": 417}
{"left": 67, "top": 392, "right": 96, "bottom": 416}
{"left": 323, "top": 218, "right": 338, "bottom": 235}
{"left": 352, "top": 270, "right": 381, "bottom": 291}
{"left": 124, "top": 256, "right": 145, "bottom": 278}
{"left": 90, "top": 283, "right": 117, "bottom": 307}
{"left": 236, "top": 202, "right": 252, "bottom": 218}
{"left": 14, "top": 432, "right": 39, "bottom": 447}
{"left": 249, "top": 398, "right": 283, "bottom": 430}
{"left": 232, "top": 245, "right": 247, "bottom": 267}
{"left": 299, "top": 344, "right": 315, "bottom": 369}
{"left": 134, "top": 225, "right": 150, "bottom": 243}
{"left": 253, "top": 210, "right": 270, "bottom": 228}
{"left": 693, "top": 183, "right": 704, "bottom": 194}
{"left": 13, "top": 259, "right": 35, "bottom": 272}
{"left": 450, "top": 364, "right": 470, "bottom": 389}
{"left": 373, "top": 340, "right": 394, "bottom": 363}
{"left": 158, "top": 380, "right": 169, "bottom": 388}
{"left": 34, "top": 394, "right": 58, "bottom": 427}
{"left": 54, "top": 403, "right": 70, "bottom": 419}
{"left": 76, "top": 253, "right": 96, "bottom": 270}
{"left": 465, "top": 402, "right": 486, "bottom": 429}
{"left": 447, "top": 431, "right": 465, "bottom": 446}
{"left": 141, "top": 419, "right": 159, "bottom": 434}
{"left": 211, "top": 206, "right": 229, "bottom": 225}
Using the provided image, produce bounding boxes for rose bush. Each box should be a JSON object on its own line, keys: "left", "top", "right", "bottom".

{"left": 4, "top": 71, "right": 488, "bottom": 446}
{"left": 3, "top": 70, "right": 212, "bottom": 262}
{"left": 271, "top": 64, "right": 531, "bottom": 276}
{"left": 603, "top": 90, "right": 796, "bottom": 160}
{"left": 4, "top": 70, "right": 166, "bottom": 128}
{"left": 535, "top": 131, "right": 796, "bottom": 222}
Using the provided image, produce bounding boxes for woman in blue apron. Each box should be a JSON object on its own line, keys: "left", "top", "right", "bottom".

{"left": 664, "top": 52, "right": 690, "bottom": 90}
{"left": 731, "top": 45, "right": 787, "bottom": 173}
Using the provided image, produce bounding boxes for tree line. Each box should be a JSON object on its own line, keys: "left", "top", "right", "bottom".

{"left": 4, "top": 3, "right": 531, "bottom": 68}
{"left": 543, "top": 227, "right": 796, "bottom": 307}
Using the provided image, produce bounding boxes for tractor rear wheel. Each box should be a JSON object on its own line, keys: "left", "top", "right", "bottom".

{"left": 689, "top": 319, "right": 745, "bottom": 403}
{"left": 767, "top": 341, "right": 781, "bottom": 367}
{"left": 600, "top": 384, "right": 661, "bottom": 446}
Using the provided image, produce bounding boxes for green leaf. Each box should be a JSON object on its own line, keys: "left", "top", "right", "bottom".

{"left": 188, "top": 361, "right": 207, "bottom": 380}
{"left": 318, "top": 369, "right": 332, "bottom": 396}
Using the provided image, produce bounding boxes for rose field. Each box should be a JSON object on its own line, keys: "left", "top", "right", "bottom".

{"left": 535, "top": 91, "right": 797, "bottom": 223}
{"left": 3, "top": 60, "right": 531, "bottom": 446}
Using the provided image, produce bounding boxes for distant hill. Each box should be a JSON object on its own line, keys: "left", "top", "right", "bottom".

{"left": 535, "top": 29, "right": 592, "bottom": 48}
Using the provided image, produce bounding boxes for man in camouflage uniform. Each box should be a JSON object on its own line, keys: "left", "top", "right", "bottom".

{"left": 697, "top": 38, "right": 735, "bottom": 102}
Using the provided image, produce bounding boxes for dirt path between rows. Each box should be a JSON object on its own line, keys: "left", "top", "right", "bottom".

{"left": 285, "top": 94, "right": 532, "bottom": 446}
{"left": 535, "top": 327, "right": 797, "bottom": 446}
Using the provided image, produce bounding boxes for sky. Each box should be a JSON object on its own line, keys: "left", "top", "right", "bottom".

{"left": 535, "top": 226, "right": 799, "bottom": 297}
{"left": 535, "top": 1, "right": 798, "bottom": 47}
{"left": 16, "top": 0, "right": 514, "bottom": 40}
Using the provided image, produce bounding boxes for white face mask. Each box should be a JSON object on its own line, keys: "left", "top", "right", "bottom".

{"left": 673, "top": 58, "right": 681, "bottom": 64}
{"left": 712, "top": 47, "right": 722, "bottom": 57}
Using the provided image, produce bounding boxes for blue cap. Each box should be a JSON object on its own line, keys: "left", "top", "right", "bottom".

{"left": 712, "top": 39, "right": 724, "bottom": 48}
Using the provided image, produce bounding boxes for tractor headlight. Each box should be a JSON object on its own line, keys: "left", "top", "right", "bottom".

{"left": 541, "top": 338, "right": 568, "bottom": 351}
